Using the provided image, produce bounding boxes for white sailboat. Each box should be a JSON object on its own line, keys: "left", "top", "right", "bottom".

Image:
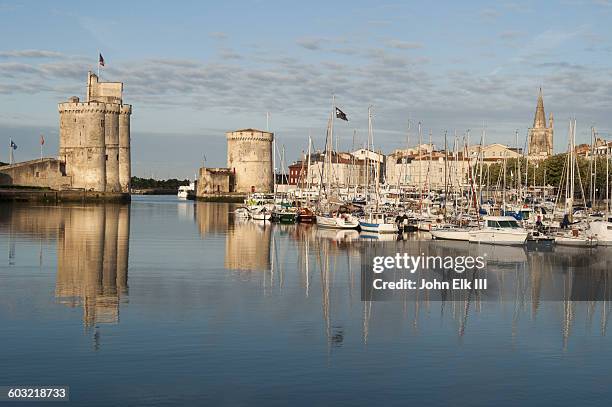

{"left": 316, "top": 213, "right": 360, "bottom": 229}
{"left": 430, "top": 225, "right": 472, "bottom": 241}
{"left": 554, "top": 119, "right": 598, "bottom": 247}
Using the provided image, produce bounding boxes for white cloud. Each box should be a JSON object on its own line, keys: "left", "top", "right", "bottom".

{"left": 0, "top": 49, "right": 63, "bottom": 58}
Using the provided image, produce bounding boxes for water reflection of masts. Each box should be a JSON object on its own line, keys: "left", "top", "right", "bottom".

{"left": 562, "top": 269, "right": 574, "bottom": 351}
{"left": 316, "top": 239, "right": 332, "bottom": 346}
{"left": 458, "top": 269, "right": 480, "bottom": 338}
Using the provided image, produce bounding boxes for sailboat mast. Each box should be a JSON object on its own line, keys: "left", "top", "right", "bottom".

{"left": 418, "top": 122, "right": 423, "bottom": 207}
{"left": 329, "top": 95, "right": 335, "bottom": 193}
{"left": 607, "top": 142, "right": 610, "bottom": 214}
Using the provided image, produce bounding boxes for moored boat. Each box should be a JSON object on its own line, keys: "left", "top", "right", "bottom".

{"left": 430, "top": 226, "right": 471, "bottom": 242}
{"left": 468, "top": 216, "right": 528, "bottom": 245}
{"left": 316, "top": 213, "right": 360, "bottom": 229}
{"left": 358, "top": 212, "right": 398, "bottom": 234}
{"left": 297, "top": 207, "right": 315, "bottom": 223}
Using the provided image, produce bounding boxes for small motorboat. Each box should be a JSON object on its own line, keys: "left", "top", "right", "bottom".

{"left": 278, "top": 211, "right": 297, "bottom": 224}
{"left": 251, "top": 207, "right": 271, "bottom": 221}
{"left": 555, "top": 228, "right": 597, "bottom": 247}
{"left": 468, "top": 216, "right": 528, "bottom": 246}
{"left": 234, "top": 207, "right": 250, "bottom": 219}
{"left": 525, "top": 230, "right": 555, "bottom": 249}
{"left": 297, "top": 207, "right": 315, "bottom": 223}
{"left": 359, "top": 212, "right": 398, "bottom": 234}
{"left": 316, "top": 213, "right": 360, "bottom": 229}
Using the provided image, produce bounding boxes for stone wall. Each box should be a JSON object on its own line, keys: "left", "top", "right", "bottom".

{"left": 0, "top": 158, "right": 72, "bottom": 189}
{"left": 196, "top": 167, "right": 232, "bottom": 196}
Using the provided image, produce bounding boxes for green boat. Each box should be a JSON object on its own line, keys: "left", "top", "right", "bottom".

{"left": 279, "top": 212, "right": 297, "bottom": 224}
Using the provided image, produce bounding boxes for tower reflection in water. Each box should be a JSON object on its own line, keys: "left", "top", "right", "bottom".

{"left": 55, "top": 204, "right": 130, "bottom": 326}
{"left": 194, "top": 202, "right": 272, "bottom": 272}
{"left": 0, "top": 203, "right": 130, "bottom": 327}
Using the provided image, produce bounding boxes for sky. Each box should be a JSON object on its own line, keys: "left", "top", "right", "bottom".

{"left": 1, "top": 0, "right": 612, "bottom": 178}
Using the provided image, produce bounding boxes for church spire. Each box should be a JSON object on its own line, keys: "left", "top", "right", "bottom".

{"left": 533, "top": 87, "right": 547, "bottom": 128}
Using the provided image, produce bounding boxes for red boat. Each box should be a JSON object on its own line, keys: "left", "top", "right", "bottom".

{"left": 297, "top": 207, "right": 315, "bottom": 223}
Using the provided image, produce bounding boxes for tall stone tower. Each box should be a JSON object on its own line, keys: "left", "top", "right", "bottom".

{"left": 119, "top": 105, "right": 132, "bottom": 193}
{"left": 58, "top": 72, "right": 132, "bottom": 193}
{"left": 528, "top": 88, "right": 554, "bottom": 159}
{"left": 226, "top": 128, "right": 273, "bottom": 193}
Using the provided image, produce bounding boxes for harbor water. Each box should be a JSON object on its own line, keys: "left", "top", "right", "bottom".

{"left": 1, "top": 196, "right": 611, "bottom": 406}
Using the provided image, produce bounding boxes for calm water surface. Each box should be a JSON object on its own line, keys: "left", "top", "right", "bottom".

{"left": 1, "top": 196, "right": 611, "bottom": 406}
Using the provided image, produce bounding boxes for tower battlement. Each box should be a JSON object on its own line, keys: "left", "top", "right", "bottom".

{"left": 58, "top": 72, "right": 132, "bottom": 193}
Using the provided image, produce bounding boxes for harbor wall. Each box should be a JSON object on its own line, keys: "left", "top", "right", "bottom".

{"left": 0, "top": 158, "right": 72, "bottom": 190}
{"left": 197, "top": 167, "right": 232, "bottom": 196}
{"left": 0, "top": 188, "right": 130, "bottom": 203}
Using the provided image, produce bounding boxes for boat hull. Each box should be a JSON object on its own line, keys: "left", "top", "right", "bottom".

{"left": 555, "top": 236, "right": 597, "bottom": 247}
{"left": 358, "top": 221, "right": 398, "bottom": 234}
{"left": 316, "top": 215, "right": 359, "bottom": 229}
{"left": 279, "top": 213, "right": 297, "bottom": 223}
{"left": 430, "top": 229, "right": 471, "bottom": 241}
{"left": 468, "top": 230, "right": 528, "bottom": 245}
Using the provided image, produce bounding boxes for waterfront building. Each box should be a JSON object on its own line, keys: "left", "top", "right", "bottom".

{"left": 467, "top": 143, "right": 522, "bottom": 161}
{"left": 385, "top": 151, "right": 470, "bottom": 189}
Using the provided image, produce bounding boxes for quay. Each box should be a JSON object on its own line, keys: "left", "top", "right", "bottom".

{"left": 195, "top": 192, "right": 247, "bottom": 203}
{"left": 0, "top": 188, "right": 130, "bottom": 203}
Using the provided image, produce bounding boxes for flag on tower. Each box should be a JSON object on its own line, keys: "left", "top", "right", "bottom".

{"left": 10, "top": 140, "right": 17, "bottom": 150}
{"left": 335, "top": 107, "right": 348, "bottom": 121}
{"left": 40, "top": 135, "right": 45, "bottom": 145}
{"left": 99, "top": 53, "right": 105, "bottom": 67}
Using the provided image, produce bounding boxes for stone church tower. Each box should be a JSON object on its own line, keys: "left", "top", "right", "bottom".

{"left": 528, "top": 88, "right": 553, "bottom": 159}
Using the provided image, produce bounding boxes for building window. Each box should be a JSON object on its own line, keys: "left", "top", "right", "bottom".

{"left": 105, "top": 154, "right": 108, "bottom": 161}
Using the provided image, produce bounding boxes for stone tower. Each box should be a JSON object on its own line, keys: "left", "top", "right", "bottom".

{"left": 119, "top": 105, "right": 132, "bottom": 193}
{"left": 528, "top": 88, "right": 554, "bottom": 159}
{"left": 226, "top": 128, "right": 274, "bottom": 193}
{"left": 58, "top": 72, "right": 132, "bottom": 193}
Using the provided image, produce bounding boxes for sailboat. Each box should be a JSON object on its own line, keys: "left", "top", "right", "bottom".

{"left": 357, "top": 106, "right": 399, "bottom": 234}
{"left": 554, "top": 119, "right": 598, "bottom": 247}
{"left": 316, "top": 212, "right": 360, "bottom": 229}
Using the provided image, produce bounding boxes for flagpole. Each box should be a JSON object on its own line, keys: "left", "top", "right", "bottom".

{"left": 9, "top": 137, "right": 13, "bottom": 165}
{"left": 97, "top": 50, "right": 100, "bottom": 78}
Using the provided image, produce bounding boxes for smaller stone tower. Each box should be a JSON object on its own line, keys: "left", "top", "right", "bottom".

{"left": 528, "top": 88, "right": 554, "bottom": 159}
{"left": 226, "top": 129, "right": 274, "bottom": 193}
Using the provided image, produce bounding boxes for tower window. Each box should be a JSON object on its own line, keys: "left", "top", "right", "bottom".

{"left": 105, "top": 154, "right": 108, "bottom": 161}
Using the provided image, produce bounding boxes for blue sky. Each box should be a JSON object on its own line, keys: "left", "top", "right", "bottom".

{"left": 1, "top": 0, "right": 612, "bottom": 178}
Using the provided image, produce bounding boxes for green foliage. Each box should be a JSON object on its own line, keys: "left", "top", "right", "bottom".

{"left": 130, "top": 176, "right": 190, "bottom": 190}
